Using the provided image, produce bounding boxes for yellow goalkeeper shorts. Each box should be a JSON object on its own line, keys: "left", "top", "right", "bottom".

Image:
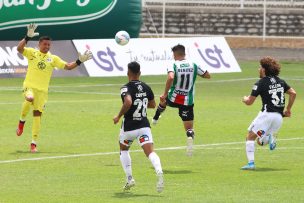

{"left": 23, "top": 87, "right": 48, "bottom": 113}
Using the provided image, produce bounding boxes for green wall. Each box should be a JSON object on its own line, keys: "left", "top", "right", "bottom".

{"left": 0, "top": 0, "right": 141, "bottom": 40}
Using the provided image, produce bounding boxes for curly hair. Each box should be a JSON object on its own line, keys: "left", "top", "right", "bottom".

{"left": 260, "top": 57, "right": 281, "bottom": 76}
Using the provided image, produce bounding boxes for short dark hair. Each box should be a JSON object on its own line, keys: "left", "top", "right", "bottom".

{"left": 128, "top": 61, "right": 140, "bottom": 74}
{"left": 39, "top": 36, "right": 52, "bottom": 42}
{"left": 260, "top": 57, "right": 281, "bottom": 76}
{"left": 172, "top": 44, "right": 185, "bottom": 56}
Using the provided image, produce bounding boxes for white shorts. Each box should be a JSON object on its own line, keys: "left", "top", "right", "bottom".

{"left": 248, "top": 111, "right": 283, "bottom": 137}
{"left": 119, "top": 127, "right": 153, "bottom": 147}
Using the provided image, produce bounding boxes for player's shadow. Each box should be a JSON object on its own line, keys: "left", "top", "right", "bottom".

{"left": 162, "top": 169, "right": 193, "bottom": 174}
{"left": 104, "top": 164, "right": 120, "bottom": 167}
{"left": 10, "top": 150, "right": 75, "bottom": 155}
{"left": 113, "top": 192, "right": 162, "bottom": 198}
{"left": 252, "top": 168, "right": 289, "bottom": 172}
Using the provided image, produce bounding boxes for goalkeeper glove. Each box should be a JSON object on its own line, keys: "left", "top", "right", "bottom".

{"left": 25, "top": 23, "right": 39, "bottom": 42}
{"left": 76, "top": 50, "right": 93, "bottom": 65}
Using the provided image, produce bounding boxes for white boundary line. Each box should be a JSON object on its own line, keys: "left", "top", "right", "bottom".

{"left": 49, "top": 78, "right": 258, "bottom": 87}
{"left": 50, "top": 90, "right": 119, "bottom": 95}
{"left": 0, "top": 137, "right": 303, "bottom": 164}
{"left": 1, "top": 76, "right": 300, "bottom": 95}
{"left": 0, "top": 78, "right": 256, "bottom": 90}
{"left": 0, "top": 77, "right": 303, "bottom": 90}
{"left": 0, "top": 99, "right": 120, "bottom": 105}
{"left": 1, "top": 76, "right": 300, "bottom": 104}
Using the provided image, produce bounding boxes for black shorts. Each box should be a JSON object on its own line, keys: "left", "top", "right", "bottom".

{"left": 166, "top": 98, "right": 194, "bottom": 121}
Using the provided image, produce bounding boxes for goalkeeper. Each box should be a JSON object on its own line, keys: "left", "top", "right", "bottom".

{"left": 15, "top": 23, "right": 93, "bottom": 152}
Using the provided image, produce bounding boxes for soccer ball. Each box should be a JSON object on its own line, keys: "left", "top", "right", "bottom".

{"left": 257, "top": 135, "right": 270, "bottom": 146}
{"left": 115, "top": 30, "right": 130, "bottom": 46}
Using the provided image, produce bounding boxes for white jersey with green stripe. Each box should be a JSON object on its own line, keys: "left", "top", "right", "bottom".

{"left": 167, "top": 59, "right": 206, "bottom": 106}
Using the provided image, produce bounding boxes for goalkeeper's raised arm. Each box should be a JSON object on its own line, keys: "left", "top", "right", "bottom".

{"left": 65, "top": 50, "right": 93, "bottom": 70}
{"left": 17, "top": 23, "right": 39, "bottom": 53}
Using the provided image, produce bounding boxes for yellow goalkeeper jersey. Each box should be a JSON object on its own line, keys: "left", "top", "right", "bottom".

{"left": 22, "top": 47, "right": 66, "bottom": 92}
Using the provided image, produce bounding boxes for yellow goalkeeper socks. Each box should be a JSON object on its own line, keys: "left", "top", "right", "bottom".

{"left": 32, "top": 116, "right": 41, "bottom": 143}
{"left": 20, "top": 101, "right": 31, "bottom": 121}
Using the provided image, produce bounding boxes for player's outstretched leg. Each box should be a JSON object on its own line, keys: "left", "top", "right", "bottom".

{"left": 17, "top": 90, "right": 34, "bottom": 136}
{"left": 120, "top": 150, "right": 135, "bottom": 191}
{"left": 183, "top": 119, "right": 195, "bottom": 156}
{"left": 152, "top": 104, "right": 166, "bottom": 125}
{"left": 16, "top": 100, "right": 32, "bottom": 136}
{"left": 186, "top": 129, "right": 195, "bottom": 156}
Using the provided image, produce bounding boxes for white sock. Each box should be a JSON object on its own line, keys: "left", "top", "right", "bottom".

{"left": 120, "top": 151, "right": 132, "bottom": 181}
{"left": 148, "top": 152, "right": 163, "bottom": 175}
{"left": 246, "top": 140, "right": 255, "bottom": 163}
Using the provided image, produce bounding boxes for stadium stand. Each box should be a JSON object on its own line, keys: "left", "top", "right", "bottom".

{"left": 141, "top": 0, "right": 304, "bottom": 40}
{"left": 143, "top": 0, "right": 304, "bottom": 9}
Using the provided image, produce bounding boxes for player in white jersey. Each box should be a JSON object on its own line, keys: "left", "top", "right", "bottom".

{"left": 152, "top": 44, "right": 210, "bottom": 156}
{"left": 241, "top": 57, "right": 296, "bottom": 170}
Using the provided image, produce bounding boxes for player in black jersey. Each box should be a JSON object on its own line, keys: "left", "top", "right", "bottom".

{"left": 113, "top": 61, "right": 164, "bottom": 192}
{"left": 241, "top": 57, "right": 296, "bottom": 170}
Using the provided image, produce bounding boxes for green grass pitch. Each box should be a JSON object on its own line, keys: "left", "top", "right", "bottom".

{"left": 0, "top": 61, "right": 303, "bottom": 202}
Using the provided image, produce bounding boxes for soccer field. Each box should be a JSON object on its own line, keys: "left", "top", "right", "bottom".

{"left": 0, "top": 61, "right": 303, "bottom": 202}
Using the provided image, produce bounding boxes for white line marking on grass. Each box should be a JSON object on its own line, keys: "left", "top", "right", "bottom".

{"left": 0, "top": 99, "right": 120, "bottom": 105}
{"left": 0, "top": 79, "right": 260, "bottom": 97}
{"left": 50, "top": 90, "right": 119, "bottom": 95}
{"left": 0, "top": 137, "right": 303, "bottom": 165}
{"left": 46, "top": 77, "right": 304, "bottom": 87}
{"left": 199, "top": 147, "right": 304, "bottom": 150}
{"left": 52, "top": 90, "right": 162, "bottom": 97}
{"left": 0, "top": 78, "right": 256, "bottom": 90}
{"left": 0, "top": 77, "right": 302, "bottom": 90}
{"left": 48, "top": 78, "right": 258, "bottom": 87}
{"left": 0, "top": 152, "right": 119, "bottom": 164}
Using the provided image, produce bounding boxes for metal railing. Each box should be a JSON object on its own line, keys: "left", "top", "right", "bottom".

{"left": 142, "top": 0, "right": 304, "bottom": 39}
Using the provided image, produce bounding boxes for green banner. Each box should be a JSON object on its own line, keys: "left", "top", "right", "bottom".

{"left": 0, "top": 0, "right": 141, "bottom": 40}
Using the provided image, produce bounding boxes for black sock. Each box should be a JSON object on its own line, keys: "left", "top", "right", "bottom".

{"left": 153, "top": 110, "right": 161, "bottom": 120}
{"left": 153, "top": 104, "right": 166, "bottom": 120}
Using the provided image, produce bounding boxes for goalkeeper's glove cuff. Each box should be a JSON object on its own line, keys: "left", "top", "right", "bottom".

{"left": 24, "top": 35, "right": 31, "bottom": 43}
{"left": 76, "top": 59, "right": 82, "bottom": 66}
